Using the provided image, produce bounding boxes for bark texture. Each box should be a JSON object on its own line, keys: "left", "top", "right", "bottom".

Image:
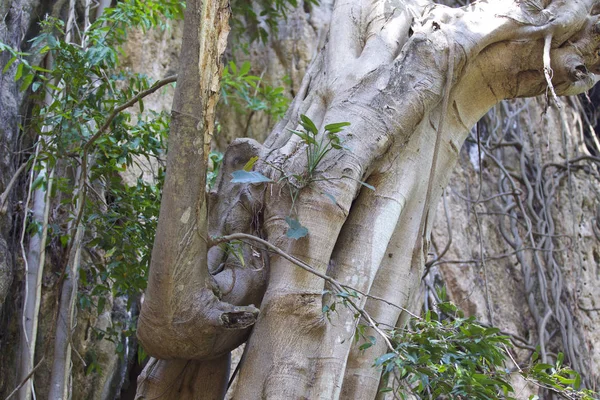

{"left": 135, "top": 0, "right": 263, "bottom": 398}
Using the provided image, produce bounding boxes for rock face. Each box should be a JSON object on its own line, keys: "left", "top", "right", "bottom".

{"left": 215, "top": 0, "right": 333, "bottom": 149}
{"left": 429, "top": 99, "right": 600, "bottom": 388}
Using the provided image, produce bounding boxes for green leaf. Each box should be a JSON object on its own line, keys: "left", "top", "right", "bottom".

{"left": 324, "top": 121, "right": 351, "bottom": 133}
{"left": 554, "top": 375, "right": 576, "bottom": 385}
{"left": 31, "top": 65, "right": 52, "bottom": 73}
{"left": 359, "top": 342, "right": 373, "bottom": 350}
{"left": 438, "top": 302, "right": 458, "bottom": 315}
{"left": 20, "top": 73, "right": 34, "bottom": 91}
{"left": 3, "top": 56, "right": 17, "bottom": 73}
{"left": 374, "top": 353, "right": 396, "bottom": 366}
{"left": 243, "top": 156, "right": 259, "bottom": 171}
{"left": 239, "top": 61, "right": 251, "bottom": 76}
{"left": 97, "top": 296, "right": 106, "bottom": 313}
{"left": 300, "top": 114, "right": 318, "bottom": 135}
{"left": 14, "top": 62, "right": 23, "bottom": 81}
{"left": 288, "top": 128, "right": 317, "bottom": 145}
{"left": 60, "top": 235, "right": 70, "bottom": 247}
{"left": 532, "top": 363, "right": 554, "bottom": 373}
{"left": 285, "top": 217, "right": 308, "bottom": 239}
{"left": 574, "top": 371, "right": 582, "bottom": 389}
{"left": 138, "top": 346, "right": 148, "bottom": 364}
{"left": 231, "top": 170, "right": 272, "bottom": 184}
{"left": 31, "top": 174, "right": 45, "bottom": 191}
{"left": 531, "top": 351, "right": 539, "bottom": 363}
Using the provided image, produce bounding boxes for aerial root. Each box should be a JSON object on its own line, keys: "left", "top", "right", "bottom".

{"left": 543, "top": 34, "right": 561, "bottom": 107}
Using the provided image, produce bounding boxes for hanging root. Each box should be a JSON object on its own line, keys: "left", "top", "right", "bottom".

{"left": 543, "top": 34, "right": 561, "bottom": 107}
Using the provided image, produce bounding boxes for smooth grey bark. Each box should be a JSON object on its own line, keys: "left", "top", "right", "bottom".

{"left": 137, "top": 0, "right": 600, "bottom": 398}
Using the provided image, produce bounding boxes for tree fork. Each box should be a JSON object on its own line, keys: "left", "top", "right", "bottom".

{"left": 136, "top": 0, "right": 248, "bottom": 359}
{"left": 138, "top": 0, "right": 600, "bottom": 398}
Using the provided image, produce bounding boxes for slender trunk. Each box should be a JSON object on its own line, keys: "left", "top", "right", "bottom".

{"left": 17, "top": 160, "right": 53, "bottom": 400}
{"left": 17, "top": 50, "right": 56, "bottom": 399}
{"left": 47, "top": 165, "right": 85, "bottom": 399}
{"left": 45, "top": 0, "right": 111, "bottom": 395}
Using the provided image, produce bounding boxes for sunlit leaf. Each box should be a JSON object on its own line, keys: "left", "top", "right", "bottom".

{"left": 243, "top": 156, "right": 259, "bottom": 171}
{"left": 300, "top": 114, "right": 318, "bottom": 135}
{"left": 324, "top": 121, "right": 350, "bottom": 133}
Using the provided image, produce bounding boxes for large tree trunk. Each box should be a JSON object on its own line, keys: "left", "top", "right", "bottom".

{"left": 136, "top": 0, "right": 600, "bottom": 399}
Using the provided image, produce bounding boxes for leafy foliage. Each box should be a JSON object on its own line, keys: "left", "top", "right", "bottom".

{"left": 221, "top": 60, "right": 289, "bottom": 120}
{"left": 1, "top": 0, "right": 182, "bottom": 335}
{"left": 377, "top": 305, "right": 514, "bottom": 399}
{"left": 0, "top": 0, "right": 297, "bottom": 359}
{"left": 288, "top": 115, "right": 350, "bottom": 180}
{"left": 356, "top": 302, "right": 597, "bottom": 400}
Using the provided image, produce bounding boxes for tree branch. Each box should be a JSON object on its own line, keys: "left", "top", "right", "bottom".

{"left": 82, "top": 74, "right": 177, "bottom": 152}
{"left": 0, "top": 162, "right": 28, "bottom": 215}
{"left": 4, "top": 356, "right": 45, "bottom": 400}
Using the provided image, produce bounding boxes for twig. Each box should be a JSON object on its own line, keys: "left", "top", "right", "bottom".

{"left": 4, "top": 356, "right": 45, "bottom": 400}
{"left": 82, "top": 75, "right": 177, "bottom": 152}
{"left": 210, "top": 233, "right": 404, "bottom": 353}
{"left": 0, "top": 162, "right": 28, "bottom": 214}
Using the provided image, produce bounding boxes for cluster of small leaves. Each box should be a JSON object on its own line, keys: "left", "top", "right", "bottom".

{"left": 289, "top": 114, "right": 350, "bottom": 180}
{"left": 207, "top": 150, "right": 225, "bottom": 189}
{"left": 221, "top": 61, "right": 289, "bottom": 120}
{"left": 525, "top": 352, "right": 597, "bottom": 400}
{"left": 86, "top": 0, "right": 184, "bottom": 45}
{"left": 82, "top": 315, "right": 141, "bottom": 373}
{"left": 374, "top": 303, "right": 514, "bottom": 399}
{"left": 361, "top": 302, "right": 597, "bottom": 400}
{"left": 322, "top": 289, "right": 360, "bottom": 320}
{"left": 81, "top": 171, "right": 164, "bottom": 311}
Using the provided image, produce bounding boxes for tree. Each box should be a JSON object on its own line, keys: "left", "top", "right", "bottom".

{"left": 134, "top": 0, "right": 600, "bottom": 399}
